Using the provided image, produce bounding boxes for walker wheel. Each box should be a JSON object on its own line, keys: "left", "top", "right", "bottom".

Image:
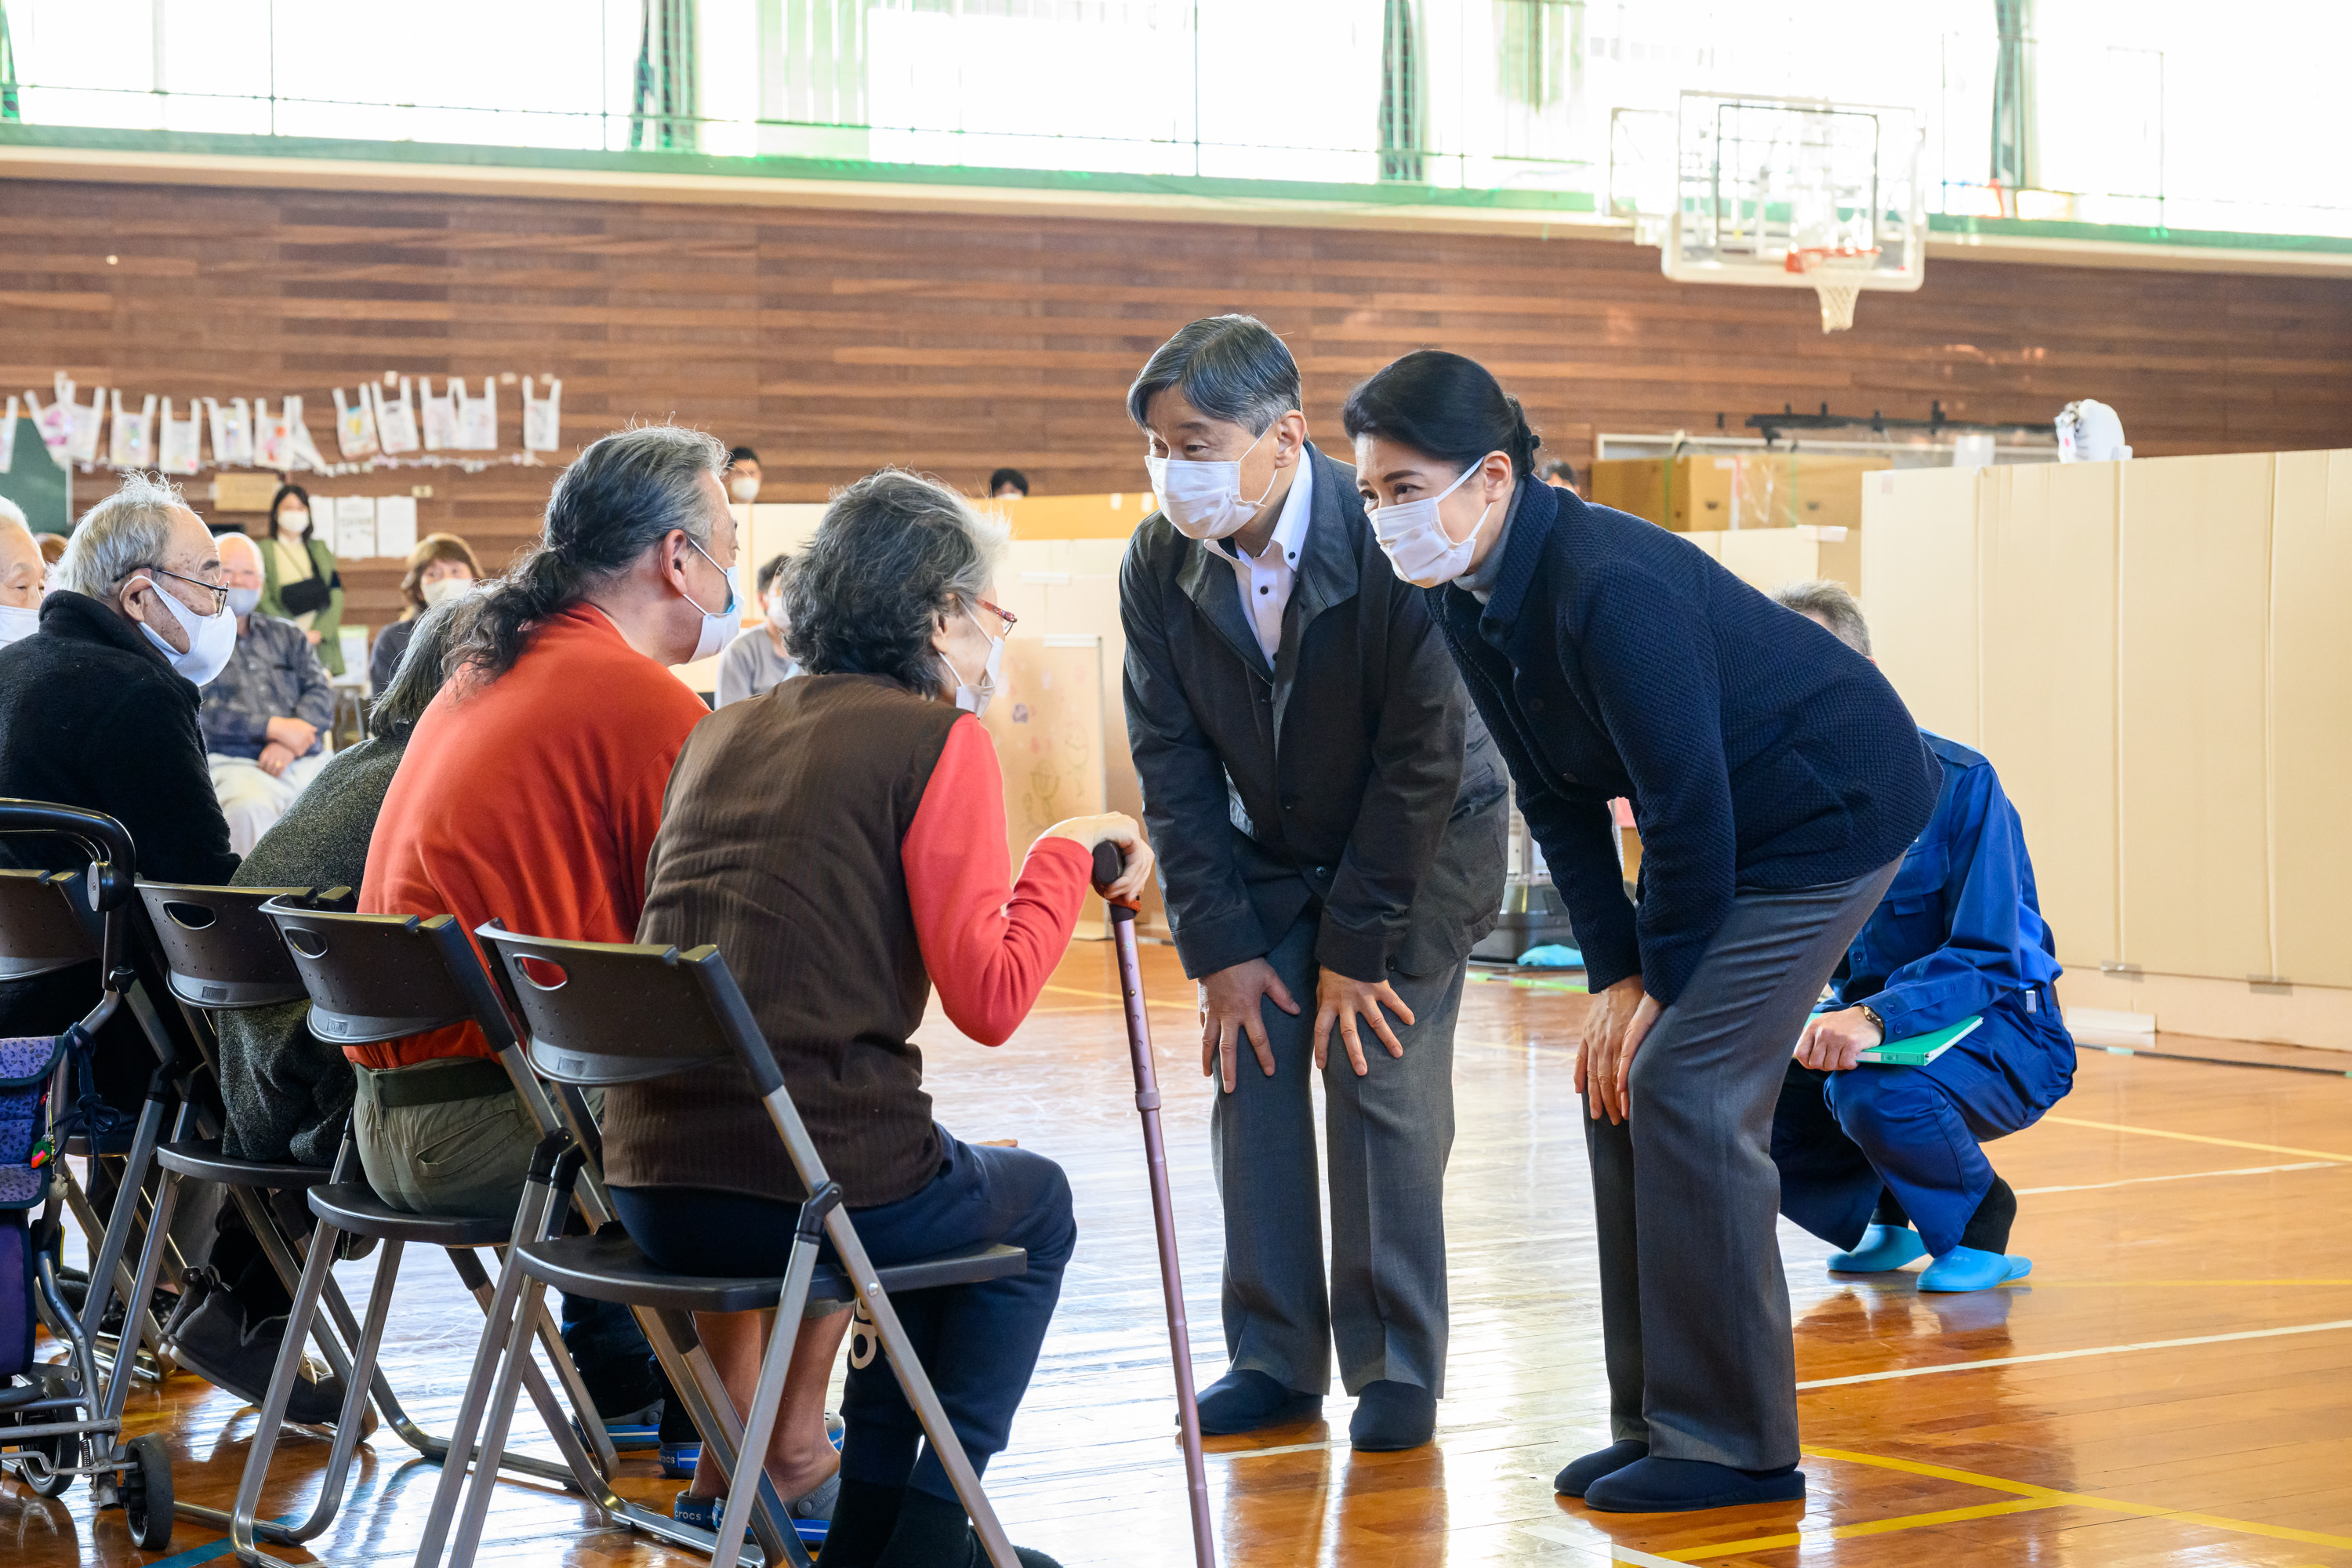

{"left": 15, "top": 1371, "right": 77, "bottom": 1496}
{"left": 119, "top": 1434, "right": 175, "bottom": 1550}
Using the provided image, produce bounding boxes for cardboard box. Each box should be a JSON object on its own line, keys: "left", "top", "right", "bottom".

{"left": 1591, "top": 453, "right": 1888, "bottom": 532}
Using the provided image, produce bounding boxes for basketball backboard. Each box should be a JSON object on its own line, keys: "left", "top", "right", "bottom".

{"left": 1657, "top": 92, "right": 1926, "bottom": 331}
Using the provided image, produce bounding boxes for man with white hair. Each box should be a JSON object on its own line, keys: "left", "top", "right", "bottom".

{"left": 0, "top": 499, "right": 46, "bottom": 648}
{"left": 0, "top": 471, "right": 239, "bottom": 888}
{"left": 201, "top": 531, "right": 336, "bottom": 854}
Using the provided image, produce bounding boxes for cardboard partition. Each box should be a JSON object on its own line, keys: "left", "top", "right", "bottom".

{"left": 1980, "top": 462, "right": 2122, "bottom": 971}
{"left": 1708, "top": 525, "right": 1860, "bottom": 597}
{"left": 2116, "top": 452, "right": 2274, "bottom": 982}
{"left": 981, "top": 635, "right": 1112, "bottom": 941}
{"left": 1861, "top": 466, "right": 1982, "bottom": 746}
{"left": 979, "top": 490, "right": 1155, "bottom": 540}
{"left": 2267, "top": 449, "right": 2352, "bottom": 988}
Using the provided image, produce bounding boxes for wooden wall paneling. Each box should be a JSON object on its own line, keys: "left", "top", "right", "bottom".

{"left": 1860, "top": 467, "right": 1982, "bottom": 746}
{"left": 2266, "top": 448, "right": 2352, "bottom": 989}
{"left": 1980, "top": 462, "right": 2122, "bottom": 972}
{"left": 5, "top": 176, "right": 2350, "bottom": 651}
{"left": 2116, "top": 452, "right": 2275, "bottom": 981}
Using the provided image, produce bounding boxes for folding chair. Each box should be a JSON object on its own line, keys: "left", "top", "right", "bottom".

{"left": 456, "top": 925, "right": 1032, "bottom": 1568}
{"left": 252, "top": 900, "right": 744, "bottom": 1568}
{"left": 137, "top": 880, "right": 550, "bottom": 1551}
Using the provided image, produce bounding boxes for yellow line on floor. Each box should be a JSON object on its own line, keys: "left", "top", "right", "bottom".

{"left": 2041, "top": 1114, "right": 2352, "bottom": 1163}
{"left": 1655, "top": 1497, "right": 2062, "bottom": 1560}
{"left": 2008, "top": 1279, "right": 2352, "bottom": 1287}
{"left": 1801, "top": 1445, "right": 2352, "bottom": 1551}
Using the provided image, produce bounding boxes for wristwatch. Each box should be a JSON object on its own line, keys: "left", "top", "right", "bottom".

{"left": 1857, "top": 1004, "right": 1886, "bottom": 1038}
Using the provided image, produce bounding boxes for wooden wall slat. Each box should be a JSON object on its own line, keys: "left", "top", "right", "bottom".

{"left": 5, "top": 176, "right": 2350, "bottom": 630}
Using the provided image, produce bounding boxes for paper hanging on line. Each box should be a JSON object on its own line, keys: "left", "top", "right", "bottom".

{"left": 452, "top": 379, "right": 498, "bottom": 450}
{"left": 332, "top": 387, "right": 380, "bottom": 460}
{"left": 372, "top": 378, "right": 421, "bottom": 455}
{"left": 334, "top": 495, "right": 377, "bottom": 559}
{"left": 205, "top": 397, "right": 254, "bottom": 467}
{"left": 109, "top": 391, "right": 157, "bottom": 469}
{"left": 26, "top": 378, "right": 77, "bottom": 469}
{"left": 157, "top": 398, "right": 204, "bottom": 475}
{"left": 284, "top": 397, "right": 333, "bottom": 473}
{"left": 419, "top": 377, "right": 457, "bottom": 450}
{"left": 64, "top": 381, "right": 105, "bottom": 465}
{"left": 521, "top": 375, "right": 561, "bottom": 452}
{"left": 373, "top": 495, "right": 418, "bottom": 557}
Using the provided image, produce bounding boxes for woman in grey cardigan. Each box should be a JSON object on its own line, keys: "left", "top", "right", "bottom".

{"left": 216, "top": 597, "right": 466, "bottom": 1163}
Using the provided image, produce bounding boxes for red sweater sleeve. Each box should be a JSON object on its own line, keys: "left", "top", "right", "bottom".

{"left": 903, "top": 717, "right": 1094, "bottom": 1045}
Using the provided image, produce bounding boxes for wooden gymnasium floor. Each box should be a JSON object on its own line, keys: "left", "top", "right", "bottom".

{"left": 12, "top": 938, "right": 2352, "bottom": 1566}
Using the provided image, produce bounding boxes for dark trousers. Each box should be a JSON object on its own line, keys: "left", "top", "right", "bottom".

{"left": 1587, "top": 862, "right": 1899, "bottom": 1471}
{"left": 1213, "top": 906, "right": 1464, "bottom": 1397}
{"left": 612, "top": 1131, "right": 1075, "bottom": 1505}
{"left": 1773, "top": 989, "right": 2076, "bottom": 1257}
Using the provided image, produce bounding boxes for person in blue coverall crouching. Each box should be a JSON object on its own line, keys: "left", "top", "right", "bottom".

{"left": 1766, "top": 582, "right": 2077, "bottom": 1293}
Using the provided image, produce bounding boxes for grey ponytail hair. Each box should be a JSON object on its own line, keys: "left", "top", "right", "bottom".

{"left": 450, "top": 423, "right": 728, "bottom": 682}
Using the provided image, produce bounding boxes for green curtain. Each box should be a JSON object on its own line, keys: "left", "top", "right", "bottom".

{"left": 1989, "top": 0, "right": 2035, "bottom": 190}
{"left": 1, "top": 2, "right": 21, "bottom": 124}
{"left": 1379, "top": 0, "right": 1423, "bottom": 183}
{"left": 631, "top": 0, "right": 699, "bottom": 151}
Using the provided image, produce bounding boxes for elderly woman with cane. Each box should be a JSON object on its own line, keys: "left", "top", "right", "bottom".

{"left": 599, "top": 468, "right": 1152, "bottom": 1568}
{"left": 1341, "top": 351, "right": 1937, "bottom": 1515}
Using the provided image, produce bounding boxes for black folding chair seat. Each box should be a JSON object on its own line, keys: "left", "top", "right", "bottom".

{"left": 304, "top": 1183, "right": 515, "bottom": 1250}
{"left": 155, "top": 1137, "right": 336, "bottom": 1190}
{"left": 514, "top": 1232, "right": 1025, "bottom": 1314}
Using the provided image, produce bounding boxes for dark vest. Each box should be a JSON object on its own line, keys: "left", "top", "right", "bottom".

{"left": 601, "top": 673, "right": 964, "bottom": 1208}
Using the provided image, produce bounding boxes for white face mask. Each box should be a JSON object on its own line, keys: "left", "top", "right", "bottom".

{"left": 420, "top": 575, "right": 472, "bottom": 608}
{"left": 133, "top": 573, "right": 239, "bottom": 685}
{"left": 1145, "top": 424, "right": 1279, "bottom": 542}
{"left": 278, "top": 509, "right": 310, "bottom": 539}
{"left": 226, "top": 585, "right": 262, "bottom": 618}
{"left": 679, "top": 535, "right": 741, "bottom": 662}
{"left": 1370, "top": 456, "right": 1502, "bottom": 589}
{"left": 0, "top": 604, "right": 38, "bottom": 648}
{"left": 728, "top": 475, "right": 760, "bottom": 503}
{"left": 939, "top": 607, "right": 1004, "bottom": 717}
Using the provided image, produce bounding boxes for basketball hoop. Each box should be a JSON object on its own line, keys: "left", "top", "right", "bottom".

{"left": 1786, "top": 245, "right": 1881, "bottom": 333}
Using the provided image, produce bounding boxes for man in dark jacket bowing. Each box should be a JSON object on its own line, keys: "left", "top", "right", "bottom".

{"left": 1120, "top": 315, "right": 1507, "bottom": 1452}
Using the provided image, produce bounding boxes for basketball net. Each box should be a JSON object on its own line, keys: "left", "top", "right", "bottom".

{"left": 1785, "top": 245, "right": 1880, "bottom": 333}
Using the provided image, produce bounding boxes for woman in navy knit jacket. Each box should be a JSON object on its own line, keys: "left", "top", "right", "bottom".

{"left": 1341, "top": 351, "right": 1938, "bottom": 1517}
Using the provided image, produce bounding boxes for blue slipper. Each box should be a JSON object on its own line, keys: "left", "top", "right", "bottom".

{"left": 1555, "top": 1438, "right": 1647, "bottom": 1497}
{"left": 1196, "top": 1369, "right": 1322, "bottom": 1436}
{"left": 673, "top": 1472, "right": 837, "bottom": 1544}
{"left": 1828, "top": 1224, "right": 1928, "bottom": 1273}
{"left": 1584, "top": 1456, "right": 1806, "bottom": 1513}
{"left": 1918, "top": 1247, "right": 2031, "bottom": 1292}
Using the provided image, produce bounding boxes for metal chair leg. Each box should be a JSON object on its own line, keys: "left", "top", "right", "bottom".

{"left": 710, "top": 1196, "right": 829, "bottom": 1568}
{"left": 826, "top": 1209, "right": 1022, "bottom": 1568}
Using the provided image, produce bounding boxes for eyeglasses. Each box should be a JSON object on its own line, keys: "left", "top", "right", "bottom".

{"left": 136, "top": 564, "right": 227, "bottom": 615}
{"left": 976, "top": 598, "right": 1018, "bottom": 633}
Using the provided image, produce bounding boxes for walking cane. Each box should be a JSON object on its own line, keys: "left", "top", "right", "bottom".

{"left": 1091, "top": 843, "right": 1217, "bottom": 1568}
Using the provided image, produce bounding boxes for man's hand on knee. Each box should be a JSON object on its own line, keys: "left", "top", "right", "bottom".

{"left": 1198, "top": 957, "right": 1298, "bottom": 1093}
{"left": 1312, "top": 971, "right": 1414, "bottom": 1076}
{"left": 1795, "top": 1006, "right": 1883, "bottom": 1072}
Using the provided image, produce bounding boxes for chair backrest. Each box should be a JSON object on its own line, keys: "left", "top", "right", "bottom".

{"left": 136, "top": 882, "right": 350, "bottom": 1010}
{"left": 0, "top": 868, "right": 100, "bottom": 981}
{"left": 474, "top": 924, "right": 771, "bottom": 1094}
{"left": 262, "top": 900, "right": 520, "bottom": 1052}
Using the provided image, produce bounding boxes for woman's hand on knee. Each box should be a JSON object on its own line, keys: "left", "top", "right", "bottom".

{"left": 1577, "top": 976, "right": 1658, "bottom": 1125}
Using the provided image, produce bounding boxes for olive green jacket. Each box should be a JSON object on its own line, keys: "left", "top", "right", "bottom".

{"left": 258, "top": 532, "right": 347, "bottom": 676}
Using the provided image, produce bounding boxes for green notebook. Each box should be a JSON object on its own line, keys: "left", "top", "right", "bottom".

{"left": 1857, "top": 1014, "right": 1982, "bottom": 1067}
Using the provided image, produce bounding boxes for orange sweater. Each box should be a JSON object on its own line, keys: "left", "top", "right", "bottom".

{"left": 354, "top": 604, "right": 710, "bottom": 1069}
